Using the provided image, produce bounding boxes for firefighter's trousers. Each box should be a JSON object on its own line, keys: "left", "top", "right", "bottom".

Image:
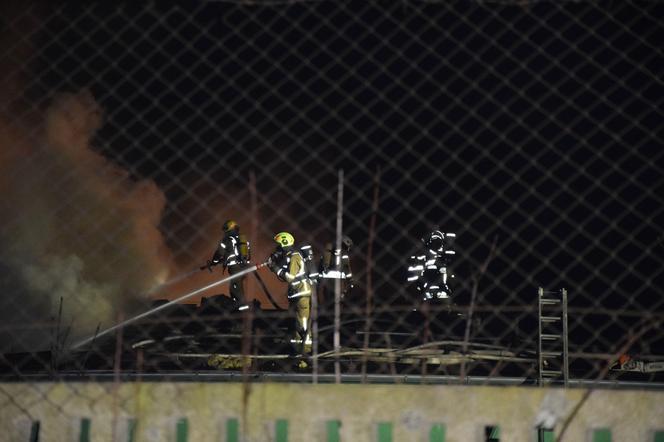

{"left": 289, "top": 295, "right": 312, "bottom": 354}
{"left": 228, "top": 265, "right": 247, "bottom": 305}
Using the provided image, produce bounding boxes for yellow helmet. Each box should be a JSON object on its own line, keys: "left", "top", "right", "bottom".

{"left": 274, "top": 231, "right": 295, "bottom": 247}
{"left": 222, "top": 219, "right": 239, "bottom": 233}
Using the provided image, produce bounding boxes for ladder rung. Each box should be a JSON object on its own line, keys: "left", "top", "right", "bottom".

{"left": 540, "top": 298, "right": 560, "bottom": 305}
{"left": 541, "top": 316, "right": 560, "bottom": 322}
{"left": 541, "top": 370, "right": 562, "bottom": 377}
{"left": 541, "top": 334, "right": 561, "bottom": 340}
{"left": 540, "top": 351, "right": 562, "bottom": 358}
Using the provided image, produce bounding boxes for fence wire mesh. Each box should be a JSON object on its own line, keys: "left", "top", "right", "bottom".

{"left": 1, "top": 0, "right": 663, "bottom": 392}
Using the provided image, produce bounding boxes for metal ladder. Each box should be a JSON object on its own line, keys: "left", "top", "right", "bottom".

{"left": 537, "top": 287, "right": 569, "bottom": 386}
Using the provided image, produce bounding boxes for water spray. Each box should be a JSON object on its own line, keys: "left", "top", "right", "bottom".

{"left": 145, "top": 268, "right": 202, "bottom": 295}
{"left": 70, "top": 262, "right": 268, "bottom": 350}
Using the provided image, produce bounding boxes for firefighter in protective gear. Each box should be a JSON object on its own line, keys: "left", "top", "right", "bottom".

{"left": 407, "top": 230, "right": 455, "bottom": 301}
{"left": 318, "top": 236, "right": 354, "bottom": 313}
{"left": 268, "top": 232, "right": 312, "bottom": 357}
{"left": 206, "top": 220, "right": 251, "bottom": 306}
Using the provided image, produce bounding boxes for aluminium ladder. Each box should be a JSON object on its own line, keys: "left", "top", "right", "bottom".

{"left": 537, "top": 287, "right": 569, "bottom": 386}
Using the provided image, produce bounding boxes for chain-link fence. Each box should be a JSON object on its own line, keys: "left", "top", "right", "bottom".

{"left": 1, "top": 0, "right": 663, "bottom": 390}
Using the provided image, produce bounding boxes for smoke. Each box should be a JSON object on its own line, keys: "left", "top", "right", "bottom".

{"left": 0, "top": 90, "right": 173, "bottom": 352}
{"left": 0, "top": 3, "right": 310, "bottom": 355}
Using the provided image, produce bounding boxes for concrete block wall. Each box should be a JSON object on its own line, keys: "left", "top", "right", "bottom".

{"left": 1, "top": 383, "right": 663, "bottom": 441}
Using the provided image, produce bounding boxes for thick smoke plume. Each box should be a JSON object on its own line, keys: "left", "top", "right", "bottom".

{"left": 0, "top": 90, "right": 173, "bottom": 352}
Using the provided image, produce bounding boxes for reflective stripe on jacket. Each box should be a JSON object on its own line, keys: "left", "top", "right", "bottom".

{"left": 277, "top": 251, "right": 312, "bottom": 298}
{"left": 212, "top": 235, "right": 246, "bottom": 267}
{"left": 319, "top": 249, "right": 352, "bottom": 280}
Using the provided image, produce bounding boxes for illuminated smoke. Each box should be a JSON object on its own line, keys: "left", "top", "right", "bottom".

{"left": 0, "top": 3, "right": 306, "bottom": 354}
{"left": 0, "top": 90, "right": 173, "bottom": 351}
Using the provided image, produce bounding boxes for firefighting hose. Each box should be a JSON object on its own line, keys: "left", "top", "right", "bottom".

{"left": 70, "top": 262, "right": 268, "bottom": 350}
{"left": 252, "top": 271, "right": 284, "bottom": 310}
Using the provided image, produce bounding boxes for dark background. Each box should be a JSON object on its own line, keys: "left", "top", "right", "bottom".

{"left": 7, "top": 1, "right": 664, "bottom": 357}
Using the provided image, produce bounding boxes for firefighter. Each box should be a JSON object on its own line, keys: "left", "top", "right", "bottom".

{"left": 407, "top": 230, "right": 456, "bottom": 303}
{"left": 318, "top": 236, "right": 354, "bottom": 313}
{"left": 206, "top": 219, "right": 251, "bottom": 307}
{"left": 267, "top": 232, "right": 312, "bottom": 363}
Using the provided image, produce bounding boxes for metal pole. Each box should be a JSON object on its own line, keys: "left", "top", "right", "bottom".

{"left": 562, "top": 287, "right": 569, "bottom": 387}
{"left": 361, "top": 167, "right": 380, "bottom": 382}
{"left": 248, "top": 170, "right": 258, "bottom": 301}
{"left": 334, "top": 169, "right": 344, "bottom": 383}
{"left": 311, "top": 278, "right": 319, "bottom": 384}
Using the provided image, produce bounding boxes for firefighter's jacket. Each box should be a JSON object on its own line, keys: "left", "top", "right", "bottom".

{"left": 407, "top": 252, "right": 453, "bottom": 300}
{"left": 211, "top": 233, "right": 248, "bottom": 271}
{"left": 276, "top": 250, "right": 312, "bottom": 299}
{"left": 319, "top": 248, "right": 352, "bottom": 280}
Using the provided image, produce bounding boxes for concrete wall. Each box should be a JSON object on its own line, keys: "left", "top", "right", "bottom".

{"left": 1, "top": 382, "right": 663, "bottom": 441}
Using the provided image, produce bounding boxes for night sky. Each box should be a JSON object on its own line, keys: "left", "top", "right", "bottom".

{"left": 7, "top": 1, "right": 664, "bottom": 354}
